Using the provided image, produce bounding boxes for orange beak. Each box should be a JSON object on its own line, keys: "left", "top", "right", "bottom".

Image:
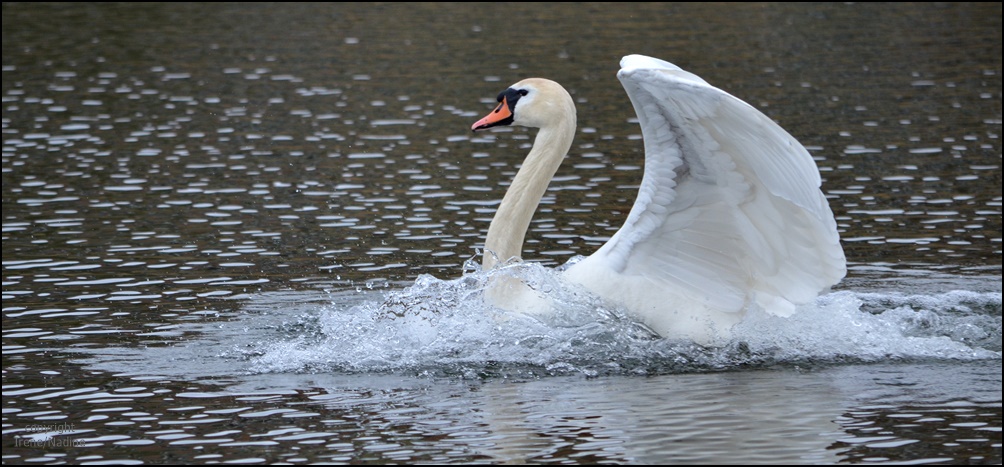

{"left": 471, "top": 96, "right": 513, "bottom": 131}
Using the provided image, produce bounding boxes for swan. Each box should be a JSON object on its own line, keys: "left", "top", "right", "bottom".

{"left": 470, "top": 55, "right": 846, "bottom": 343}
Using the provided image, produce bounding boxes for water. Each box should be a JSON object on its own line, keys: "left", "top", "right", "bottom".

{"left": 2, "top": 3, "right": 1001, "bottom": 464}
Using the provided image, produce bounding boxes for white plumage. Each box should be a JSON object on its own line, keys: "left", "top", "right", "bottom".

{"left": 472, "top": 55, "right": 846, "bottom": 344}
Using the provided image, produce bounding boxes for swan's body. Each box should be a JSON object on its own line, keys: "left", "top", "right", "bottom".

{"left": 472, "top": 55, "right": 846, "bottom": 343}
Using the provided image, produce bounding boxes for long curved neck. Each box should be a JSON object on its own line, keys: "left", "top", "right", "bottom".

{"left": 483, "top": 115, "right": 576, "bottom": 269}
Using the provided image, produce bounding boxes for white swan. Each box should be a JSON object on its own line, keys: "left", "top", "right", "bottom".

{"left": 471, "top": 55, "right": 846, "bottom": 343}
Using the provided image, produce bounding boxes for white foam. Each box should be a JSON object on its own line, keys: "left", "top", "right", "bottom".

{"left": 247, "top": 260, "right": 1002, "bottom": 377}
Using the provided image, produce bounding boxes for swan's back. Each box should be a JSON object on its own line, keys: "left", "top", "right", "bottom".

{"left": 565, "top": 55, "right": 846, "bottom": 342}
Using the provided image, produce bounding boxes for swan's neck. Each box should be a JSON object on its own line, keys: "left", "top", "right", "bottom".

{"left": 483, "top": 116, "right": 576, "bottom": 269}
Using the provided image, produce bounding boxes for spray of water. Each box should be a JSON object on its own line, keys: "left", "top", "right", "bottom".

{"left": 248, "top": 258, "right": 1002, "bottom": 377}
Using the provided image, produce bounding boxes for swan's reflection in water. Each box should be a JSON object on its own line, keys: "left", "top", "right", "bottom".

{"left": 475, "top": 371, "right": 843, "bottom": 464}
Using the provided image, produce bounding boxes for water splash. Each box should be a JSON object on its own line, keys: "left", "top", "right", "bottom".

{"left": 247, "top": 258, "right": 1002, "bottom": 378}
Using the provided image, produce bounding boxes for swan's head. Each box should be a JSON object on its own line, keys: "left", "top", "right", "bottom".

{"left": 471, "top": 78, "right": 575, "bottom": 131}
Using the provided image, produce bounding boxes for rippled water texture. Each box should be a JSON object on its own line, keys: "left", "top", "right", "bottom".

{"left": 3, "top": 3, "right": 1001, "bottom": 464}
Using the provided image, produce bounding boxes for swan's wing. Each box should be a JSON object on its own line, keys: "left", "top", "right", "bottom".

{"left": 582, "top": 54, "right": 846, "bottom": 316}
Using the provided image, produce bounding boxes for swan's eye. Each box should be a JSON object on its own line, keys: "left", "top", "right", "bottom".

{"left": 497, "top": 88, "right": 528, "bottom": 103}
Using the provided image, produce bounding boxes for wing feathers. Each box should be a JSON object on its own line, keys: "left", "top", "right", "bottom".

{"left": 583, "top": 55, "right": 845, "bottom": 320}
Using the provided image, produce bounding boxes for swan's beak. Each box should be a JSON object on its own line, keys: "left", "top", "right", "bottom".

{"left": 471, "top": 96, "right": 513, "bottom": 131}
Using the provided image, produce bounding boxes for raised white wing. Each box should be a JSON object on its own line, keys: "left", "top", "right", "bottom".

{"left": 575, "top": 55, "right": 845, "bottom": 319}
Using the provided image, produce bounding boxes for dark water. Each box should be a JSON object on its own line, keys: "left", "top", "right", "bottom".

{"left": 2, "top": 3, "right": 1001, "bottom": 464}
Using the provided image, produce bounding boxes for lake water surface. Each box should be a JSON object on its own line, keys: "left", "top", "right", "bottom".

{"left": 2, "top": 3, "right": 1001, "bottom": 464}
